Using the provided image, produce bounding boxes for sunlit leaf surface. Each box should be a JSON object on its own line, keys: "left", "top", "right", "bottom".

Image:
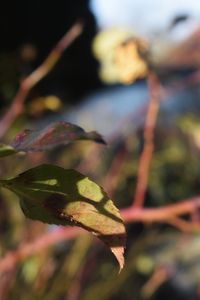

{"left": 0, "top": 164, "right": 126, "bottom": 270}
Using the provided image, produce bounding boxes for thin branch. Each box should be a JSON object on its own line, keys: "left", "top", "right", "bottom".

{"left": 1, "top": 196, "right": 200, "bottom": 274}
{"left": 132, "top": 71, "right": 162, "bottom": 208}
{"left": 167, "top": 217, "right": 200, "bottom": 232}
{"left": 141, "top": 266, "right": 172, "bottom": 298}
{"left": 0, "top": 227, "right": 83, "bottom": 274}
{"left": 122, "top": 196, "right": 200, "bottom": 223}
{"left": 103, "top": 145, "right": 128, "bottom": 197}
{"left": 0, "top": 21, "right": 83, "bottom": 139}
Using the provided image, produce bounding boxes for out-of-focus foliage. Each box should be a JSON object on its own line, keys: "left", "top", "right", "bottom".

{"left": 1, "top": 111, "right": 200, "bottom": 299}
{"left": 93, "top": 28, "right": 149, "bottom": 84}
{"left": 27, "top": 96, "right": 62, "bottom": 117}
{"left": 0, "top": 53, "right": 19, "bottom": 104}
{"left": 114, "top": 39, "right": 149, "bottom": 84}
{"left": 11, "top": 121, "right": 106, "bottom": 152}
{"left": 0, "top": 144, "right": 17, "bottom": 158}
{"left": 2, "top": 8, "right": 200, "bottom": 299}
{"left": 0, "top": 121, "right": 106, "bottom": 157}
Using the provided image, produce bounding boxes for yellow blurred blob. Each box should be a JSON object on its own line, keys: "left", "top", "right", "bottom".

{"left": 28, "top": 95, "right": 62, "bottom": 116}
{"left": 20, "top": 44, "right": 38, "bottom": 62}
{"left": 93, "top": 28, "right": 149, "bottom": 84}
{"left": 115, "top": 39, "right": 149, "bottom": 84}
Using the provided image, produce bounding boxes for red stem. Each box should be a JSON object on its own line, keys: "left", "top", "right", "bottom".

{"left": 122, "top": 196, "right": 200, "bottom": 223}
{"left": 1, "top": 196, "right": 200, "bottom": 274}
{"left": 103, "top": 146, "right": 127, "bottom": 197}
{"left": 0, "top": 227, "right": 83, "bottom": 274}
{"left": 133, "top": 71, "right": 161, "bottom": 207}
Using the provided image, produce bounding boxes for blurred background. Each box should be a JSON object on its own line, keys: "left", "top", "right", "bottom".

{"left": 1, "top": 1, "right": 200, "bottom": 299}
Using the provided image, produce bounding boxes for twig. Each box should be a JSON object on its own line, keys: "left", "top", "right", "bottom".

{"left": 65, "top": 265, "right": 84, "bottom": 300}
{"left": 0, "top": 21, "right": 83, "bottom": 139}
{"left": 167, "top": 217, "right": 200, "bottom": 232}
{"left": 1, "top": 196, "right": 200, "bottom": 274}
{"left": 141, "top": 266, "right": 172, "bottom": 298}
{"left": 122, "top": 196, "right": 200, "bottom": 223}
{"left": 0, "top": 227, "right": 83, "bottom": 274}
{"left": 132, "top": 71, "right": 162, "bottom": 207}
{"left": 103, "top": 145, "right": 128, "bottom": 197}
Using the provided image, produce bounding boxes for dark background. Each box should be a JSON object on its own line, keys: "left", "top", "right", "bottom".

{"left": 0, "top": 0, "right": 101, "bottom": 104}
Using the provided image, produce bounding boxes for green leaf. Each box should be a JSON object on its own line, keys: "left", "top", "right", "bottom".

{"left": 11, "top": 121, "right": 106, "bottom": 152}
{"left": 0, "top": 164, "right": 126, "bottom": 270}
{"left": 0, "top": 144, "right": 17, "bottom": 158}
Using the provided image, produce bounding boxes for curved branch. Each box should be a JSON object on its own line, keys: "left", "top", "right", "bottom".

{"left": 132, "top": 71, "right": 162, "bottom": 208}
{"left": 0, "top": 21, "right": 83, "bottom": 139}
{"left": 1, "top": 196, "right": 200, "bottom": 274}
{"left": 0, "top": 227, "right": 83, "bottom": 274}
{"left": 122, "top": 196, "right": 200, "bottom": 223}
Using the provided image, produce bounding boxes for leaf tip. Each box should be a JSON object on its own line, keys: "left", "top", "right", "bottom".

{"left": 111, "top": 246, "right": 125, "bottom": 273}
{"left": 87, "top": 131, "right": 107, "bottom": 145}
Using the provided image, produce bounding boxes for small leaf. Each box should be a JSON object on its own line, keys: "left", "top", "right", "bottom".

{"left": 0, "top": 164, "right": 126, "bottom": 270}
{"left": 11, "top": 121, "right": 106, "bottom": 152}
{"left": 0, "top": 144, "right": 17, "bottom": 158}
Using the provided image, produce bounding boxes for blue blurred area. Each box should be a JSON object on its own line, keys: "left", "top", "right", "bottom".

{"left": 38, "top": 79, "right": 200, "bottom": 139}
{"left": 65, "top": 83, "right": 148, "bottom": 136}
{"left": 90, "top": 0, "right": 200, "bottom": 40}
{"left": 33, "top": 1, "right": 200, "bottom": 138}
